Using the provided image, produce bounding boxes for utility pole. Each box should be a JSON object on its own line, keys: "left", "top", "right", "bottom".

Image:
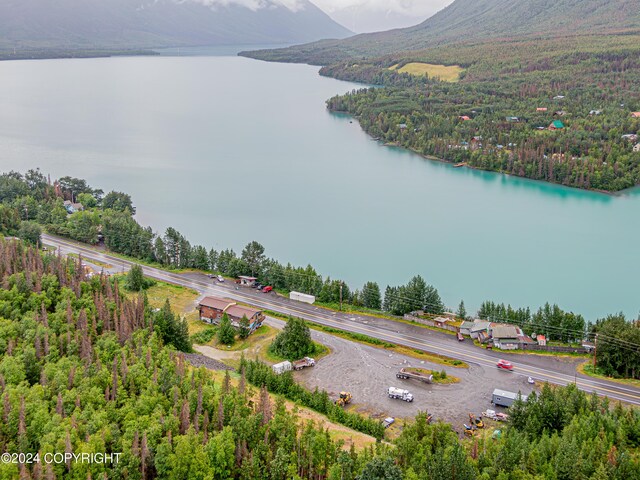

{"left": 339, "top": 282, "right": 343, "bottom": 311}
{"left": 593, "top": 333, "right": 598, "bottom": 368}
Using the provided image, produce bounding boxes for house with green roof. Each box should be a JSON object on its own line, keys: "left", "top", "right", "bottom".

{"left": 548, "top": 120, "right": 565, "bottom": 130}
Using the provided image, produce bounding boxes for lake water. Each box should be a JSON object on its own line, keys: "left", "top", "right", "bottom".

{"left": 0, "top": 53, "right": 638, "bottom": 320}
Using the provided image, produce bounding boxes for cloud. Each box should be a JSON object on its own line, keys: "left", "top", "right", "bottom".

{"left": 182, "top": 0, "right": 306, "bottom": 12}
{"left": 312, "top": 0, "right": 450, "bottom": 16}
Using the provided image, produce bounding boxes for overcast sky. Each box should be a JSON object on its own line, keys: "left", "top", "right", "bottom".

{"left": 312, "top": 0, "right": 455, "bottom": 33}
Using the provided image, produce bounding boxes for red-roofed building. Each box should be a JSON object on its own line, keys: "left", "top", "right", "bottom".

{"left": 458, "top": 115, "right": 471, "bottom": 121}
{"left": 537, "top": 107, "right": 548, "bottom": 112}
{"left": 632, "top": 112, "right": 640, "bottom": 118}
{"left": 198, "top": 296, "right": 265, "bottom": 333}
{"left": 537, "top": 335, "right": 547, "bottom": 346}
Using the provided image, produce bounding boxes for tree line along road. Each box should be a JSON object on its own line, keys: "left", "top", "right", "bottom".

{"left": 42, "top": 233, "right": 640, "bottom": 407}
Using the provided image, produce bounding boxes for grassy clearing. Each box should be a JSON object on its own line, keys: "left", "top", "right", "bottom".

{"left": 191, "top": 319, "right": 330, "bottom": 367}
{"left": 141, "top": 280, "right": 199, "bottom": 313}
{"left": 404, "top": 367, "right": 460, "bottom": 384}
{"left": 213, "top": 325, "right": 276, "bottom": 352}
{"left": 116, "top": 275, "right": 199, "bottom": 314}
{"left": 390, "top": 62, "right": 464, "bottom": 82}
{"left": 578, "top": 362, "right": 640, "bottom": 388}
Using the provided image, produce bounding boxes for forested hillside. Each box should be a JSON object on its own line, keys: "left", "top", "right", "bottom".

{"left": 242, "top": 0, "right": 640, "bottom": 65}
{"left": 323, "top": 35, "right": 640, "bottom": 192}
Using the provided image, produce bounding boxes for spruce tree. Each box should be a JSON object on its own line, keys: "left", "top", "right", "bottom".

{"left": 217, "top": 313, "right": 236, "bottom": 345}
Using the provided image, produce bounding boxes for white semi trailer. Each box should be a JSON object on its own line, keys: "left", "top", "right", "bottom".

{"left": 290, "top": 291, "right": 315, "bottom": 304}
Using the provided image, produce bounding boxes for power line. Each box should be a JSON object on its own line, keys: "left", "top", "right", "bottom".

{"left": 47, "top": 230, "right": 640, "bottom": 351}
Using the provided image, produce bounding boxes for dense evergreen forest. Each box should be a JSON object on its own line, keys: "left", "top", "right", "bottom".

{"left": 1, "top": 169, "right": 639, "bottom": 380}
{"left": 0, "top": 238, "right": 639, "bottom": 479}
{"left": 323, "top": 36, "right": 640, "bottom": 192}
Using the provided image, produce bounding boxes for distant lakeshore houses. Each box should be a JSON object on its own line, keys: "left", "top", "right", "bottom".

{"left": 63, "top": 200, "right": 84, "bottom": 214}
{"left": 634, "top": 143, "right": 640, "bottom": 153}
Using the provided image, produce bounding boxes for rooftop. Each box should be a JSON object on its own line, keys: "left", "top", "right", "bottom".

{"left": 491, "top": 325, "right": 520, "bottom": 339}
{"left": 225, "top": 304, "right": 262, "bottom": 319}
{"left": 199, "top": 296, "right": 235, "bottom": 311}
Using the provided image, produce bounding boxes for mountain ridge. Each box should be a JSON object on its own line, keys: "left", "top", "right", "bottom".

{"left": 0, "top": 0, "right": 352, "bottom": 56}
{"left": 241, "top": 0, "right": 640, "bottom": 65}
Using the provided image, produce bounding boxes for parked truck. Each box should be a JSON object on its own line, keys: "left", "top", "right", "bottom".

{"left": 396, "top": 368, "right": 433, "bottom": 384}
{"left": 272, "top": 361, "right": 293, "bottom": 375}
{"left": 292, "top": 357, "right": 316, "bottom": 370}
{"left": 387, "top": 387, "right": 414, "bottom": 402}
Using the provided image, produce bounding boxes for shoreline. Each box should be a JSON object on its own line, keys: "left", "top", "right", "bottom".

{"left": 377, "top": 133, "right": 625, "bottom": 196}
{"left": 0, "top": 49, "right": 158, "bottom": 62}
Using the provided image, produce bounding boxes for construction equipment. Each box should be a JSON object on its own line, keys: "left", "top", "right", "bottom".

{"left": 335, "top": 391, "right": 352, "bottom": 407}
{"left": 396, "top": 368, "right": 433, "bottom": 384}
{"left": 387, "top": 387, "right": 414, "bottom": 402}
{"left": 469, "top": 413, "right": 484, "bottom": 429}
{"left": 463, "top": 424, "right": 476, "bottom": 436}
{"left": 292, "top": 357, "right": 315, "bottom": 371}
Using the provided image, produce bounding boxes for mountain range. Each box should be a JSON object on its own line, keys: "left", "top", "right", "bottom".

{"left": 242, "top": 0, "right": 640, "bottom": 65}
{"left": 0, "top": 0, "right": 352, "bottom": 55}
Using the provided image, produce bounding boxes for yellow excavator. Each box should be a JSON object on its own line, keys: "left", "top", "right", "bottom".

{"left": 335, "top": 392, "right": 352, "bottom": 407}
{"left": 469, "top": 413, "right": 484, "bottom": 429}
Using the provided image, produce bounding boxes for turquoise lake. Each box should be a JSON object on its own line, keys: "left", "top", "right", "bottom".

{"left": 0, "top": 53, "right": 638, "bottom": 320}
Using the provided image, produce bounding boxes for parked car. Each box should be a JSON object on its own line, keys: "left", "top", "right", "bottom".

{"left": 457, "top": 332, "right": 464, "bottom": 341}
{"left": 217, "top": 275, "right": 224, "bottom": 282}
{"left": 262, "top": 286, "right": 273, "bottom": 293}
{"left": 497, "top": 359, "right": 514, "bottom": 370}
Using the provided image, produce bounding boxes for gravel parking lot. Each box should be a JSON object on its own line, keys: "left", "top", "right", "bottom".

{"left": 294, "top": 321, "right": 556, "bottom": 429}
{"left": 196, "top": 316, "right": 583, "bottom": 432}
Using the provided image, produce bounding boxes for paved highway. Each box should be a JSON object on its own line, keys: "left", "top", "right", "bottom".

{"left": 43, "top": 233, "right": 640, "bottom": 406}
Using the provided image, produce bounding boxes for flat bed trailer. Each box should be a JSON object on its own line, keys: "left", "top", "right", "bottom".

{"left": 396, "top": 368, "right": 433, "bottom": 384}
{"left": 292, "top": 357, "right": 316, "bottom": 371}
